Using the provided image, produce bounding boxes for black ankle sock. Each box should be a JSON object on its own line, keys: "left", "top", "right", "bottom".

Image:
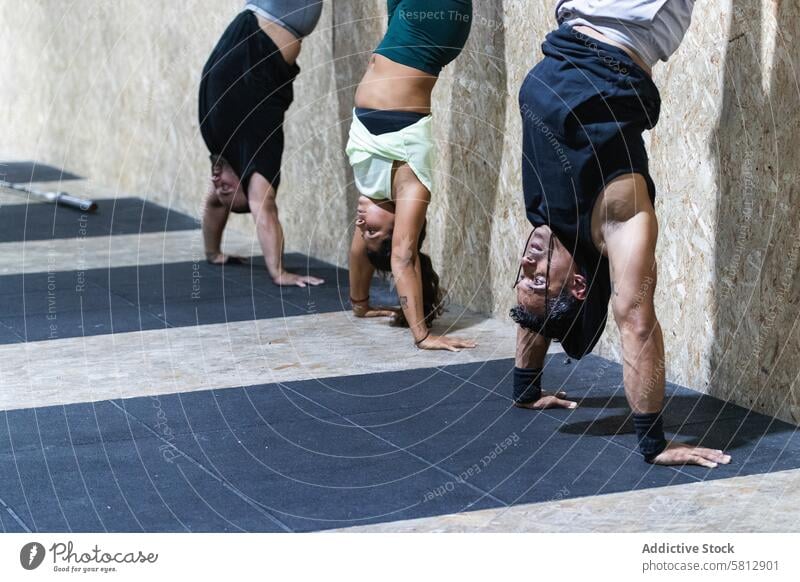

{"left": 513, "top": 367, "right": 543, "bottom": 404}
{"left": 633, "top": 412, "right": 667, "bottom": 462}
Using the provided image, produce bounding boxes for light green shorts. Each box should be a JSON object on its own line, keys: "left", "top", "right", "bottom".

{"left": 345, "top": 110, "right": 435, "bottom": 201}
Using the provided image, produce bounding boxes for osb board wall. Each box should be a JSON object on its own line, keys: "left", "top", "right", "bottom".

{"left": 596, "top": 0, "right": 800, "bottom": 425}
{"left": 0, "top": 1, "right": 250, "bottom": 231}
{"left": 711, "top": 0, "right": 799, "bottom": 423}
{"left": 0, "top": 1, "right": 797, "bottom": 423}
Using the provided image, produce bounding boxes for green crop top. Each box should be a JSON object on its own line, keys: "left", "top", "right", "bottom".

{"left": 375, "top": 0, "right": 473, "bottom": 76}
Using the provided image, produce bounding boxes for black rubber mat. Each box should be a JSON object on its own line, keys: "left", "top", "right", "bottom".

{"left": 0, "top": 198, "right": 199, "bottom": 243}
{"left": 0, "top": 253, "right": 386, "bottom": 344}
{"left": 1, "top": 356, "right": 797, "bottom": 532}
{"left": 3, "top": 190, "right": 794, "bottom": 532}
{"left": 0, "top": 161, "right": 82, "bottom": 183}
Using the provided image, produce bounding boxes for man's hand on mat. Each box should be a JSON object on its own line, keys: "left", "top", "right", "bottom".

{"left": 418, "top": 334, "right": 477, "bottom": 352}
{"left": 514, "top": 391, "right": 577, "bottom": 410}
{"left": 650, "top": 442, "right": 732, "bottom": 468}
{"left": 273, "top": 271, "right": 325, "bottom": 287}
{"left": 206, "top": 252, "right": 249, "bottom": 265}
{"left": 352, "top": 303, "right": 400, "bottom": 318}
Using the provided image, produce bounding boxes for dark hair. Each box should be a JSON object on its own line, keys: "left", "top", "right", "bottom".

{"left": 366, "top": 222, "right": 445, "bottom": 328}
{"left": 509, "top": 292, "right": 583, "bottom": 340}
{"left": 209, "top": 154, "right": 228, "bottom": 169}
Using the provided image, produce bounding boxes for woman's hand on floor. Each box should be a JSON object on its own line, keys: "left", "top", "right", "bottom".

{"left": 352, "top": 303, "right": 400, "bottom": 318}
{"left": 417, "top": 334, "right": 477, "bottom": 352}
{"left": 273, "top": 271, "right": 325, "bottom": 287}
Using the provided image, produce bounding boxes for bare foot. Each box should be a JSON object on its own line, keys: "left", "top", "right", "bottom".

{"left": 649, "top": 441, "right": 732, "bottom": 468}
{"left": 514, "top": 391, "right": 577, "bottom": 410}
{"left": 273, "top": 271, "right": 325, "bottom": 288}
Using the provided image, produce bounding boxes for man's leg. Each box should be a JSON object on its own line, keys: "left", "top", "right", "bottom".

{"left": 247, "top": 172, "right": 324, "bottom": 287}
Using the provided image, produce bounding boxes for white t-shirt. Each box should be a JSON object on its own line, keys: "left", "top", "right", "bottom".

{"left": 556, "top": 0, "right": 696, "bottom": 67}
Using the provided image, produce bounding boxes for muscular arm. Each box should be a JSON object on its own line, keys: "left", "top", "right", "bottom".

{"left": 516, "top": 325, "right": 550, "bottom": 369}
{"left": 604, "top": 203, "right": 664, "bottom": 414}
{"left": 513, "top": 320, "right": 575, "bottom": 409}
{"left": 601, "top": 174, "right": 729, "bottom": 466}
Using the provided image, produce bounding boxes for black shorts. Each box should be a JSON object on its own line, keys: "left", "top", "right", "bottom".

{"left": 521, "top": 24, "right": 662, "bottom": 218}
{"left": 519, "top": 24, "right": 662, "bottom": 359}
{"left": 198, "top": 10, "right": 299, "bottom": 194}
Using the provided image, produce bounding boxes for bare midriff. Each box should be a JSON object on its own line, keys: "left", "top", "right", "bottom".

{"left": 572, "top": 25, "right": 652, "bottom": 76}
{"left": 354, "top": 54, "right": 437, "bottom": 114}
{"left": 254, "top": 13, "right": 302, "bottom": 66}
